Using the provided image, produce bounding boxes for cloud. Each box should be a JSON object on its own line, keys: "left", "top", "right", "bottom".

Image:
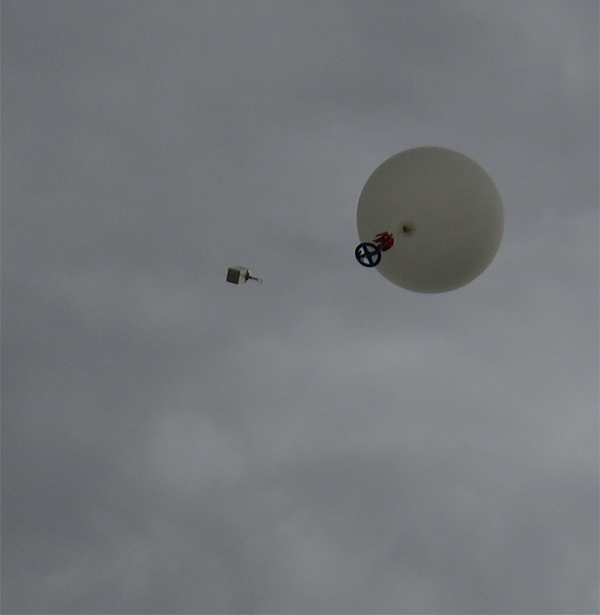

{"left": 3, "top": 1, "right": 597, "bottom": 613}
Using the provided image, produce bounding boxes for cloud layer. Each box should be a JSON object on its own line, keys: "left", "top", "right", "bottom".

{"left": 3, "top": 1, "right": 598, "bottom": 613}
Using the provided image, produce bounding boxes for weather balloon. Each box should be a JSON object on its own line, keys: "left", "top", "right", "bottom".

{"left": 355, "top": 146, "right": 504, "bottom": 293}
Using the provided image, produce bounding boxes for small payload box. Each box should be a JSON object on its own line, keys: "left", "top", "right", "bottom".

{"left": 226, "top": 266, "right": 262, "bottom": 284}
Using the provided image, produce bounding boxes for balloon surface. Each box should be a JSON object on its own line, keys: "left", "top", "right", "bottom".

{"left": 356, "top": 146, "right": 504, "bottom": 292}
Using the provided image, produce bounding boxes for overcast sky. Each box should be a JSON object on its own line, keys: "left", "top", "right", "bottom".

{"left": 2, "top": 2, "right": 598, "bottom": 614}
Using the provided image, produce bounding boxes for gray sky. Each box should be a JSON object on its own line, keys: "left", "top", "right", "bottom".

{"left": 2, "top": 1, "right": 598, "bottom": 613}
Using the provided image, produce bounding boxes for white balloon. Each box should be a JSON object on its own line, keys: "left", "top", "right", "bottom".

{"left": 356, "top": 146, "right": 504, "bottom": 293}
